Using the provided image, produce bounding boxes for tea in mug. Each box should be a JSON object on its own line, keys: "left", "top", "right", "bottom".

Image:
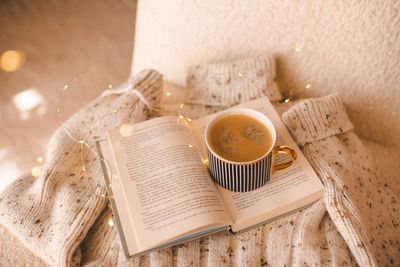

{"left": 209, "top": 114, "right": 273, "bottom": 162}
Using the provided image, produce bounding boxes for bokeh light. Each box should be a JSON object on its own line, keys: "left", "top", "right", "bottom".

{"left": 119, "top": 122, "right": 134, "bottom": 137}
{"left": 12, "top": 88, "right": 47, "bottom": 120}
{"left": 0, "top": 50, "right": 25, "bottom": 72}
{"left": 13, "top": 89, "right": 43, "bottom": 112}
{"left": 31, "top": 166, "right": 41, "bottom": 177}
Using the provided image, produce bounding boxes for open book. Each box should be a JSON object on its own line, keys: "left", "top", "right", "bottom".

{"left": 96, "top": 97, "right": 324, "bottom": 257}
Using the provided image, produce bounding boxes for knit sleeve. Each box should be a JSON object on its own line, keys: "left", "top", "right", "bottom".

{"left": 282, "top": 92, "right": 400, "bottom": 266}
{"left": 185, "top": 55, "right": 282, "bottom": 107}
{"left": 282, "top": 92, "right": 354, "bottom": 146}
{"left": 0, "top": 69, "right": 163, "bottom": 267}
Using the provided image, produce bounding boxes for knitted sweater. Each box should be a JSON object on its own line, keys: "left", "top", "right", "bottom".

{"left": 0, "top": 68, "right": 399, "bottom": 266}
{"left": 0, "top": 69, "right": 163, "bottom": 266}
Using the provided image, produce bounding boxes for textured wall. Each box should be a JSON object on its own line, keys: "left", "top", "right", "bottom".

{"left": 132, "top": 0, "right": 400, "bottom": 146}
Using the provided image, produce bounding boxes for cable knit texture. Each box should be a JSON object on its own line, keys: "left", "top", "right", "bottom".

{"left": 186, "top": 55, "right": 282, "bottom": 106}
{"left": 81, "top": 93, "right": 399, "bottom": 266}
{"left": 283, "top": 93, "right": 400, "bottom": 265}
{"left": 1, "top": 68, "right": 400, "bottom": 265}
{"left": 283, "top": 94, "right": 354, "bottom": 146}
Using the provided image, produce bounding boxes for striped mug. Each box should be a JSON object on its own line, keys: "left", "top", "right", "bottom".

{"left": 205, "top": 108, "right": 297, "bottom": 192}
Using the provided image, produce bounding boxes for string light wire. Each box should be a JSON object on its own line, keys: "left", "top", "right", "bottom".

{"left": 57, "top": 72, "right": 117, "bottom": 199}
{"left": 55, "top": 47, "right": 310, "bottom": 197}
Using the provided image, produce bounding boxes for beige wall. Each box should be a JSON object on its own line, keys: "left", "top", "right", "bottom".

{"left": 132, "top": 0, "right": 400, "bottom": 146}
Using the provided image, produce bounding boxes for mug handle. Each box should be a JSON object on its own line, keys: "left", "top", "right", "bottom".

{"left": 272, "top": 145, "right": 297, "bottom": 172}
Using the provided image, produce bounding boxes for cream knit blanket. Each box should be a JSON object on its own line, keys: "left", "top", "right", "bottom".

{"left": 0, "top": 69, "right": 399, "bottom": 266}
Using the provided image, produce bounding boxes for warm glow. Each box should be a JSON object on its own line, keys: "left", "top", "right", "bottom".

{"left": 295, "top": 47, "right": 302, "bottom": 52}
{"left": 108, "top": 84, "right": 113, "bottom": 89}
{"left": 13, "top": 89, "right": 44, "bottom": 112}
{"left": 187, "top": 118, "right": 192, "bottom": 122}
{"left": 13, "top": 88, "right": 47, "bottom": 120}
{"left": 179, "top": 115, "right": 184, "bottom": 119}
{"left": 108, "top": 218, "right": 114, "bottom": 227}
{"left": 165, "top": 91, "right": 172, "bottom": 96}
{"left": 36, "top": 156, "right": 44, "bottom": 163}
{"left": 112, "top": 109, "right": 118, "bottom": 114}
{"left": 306, "top": 84, "right": 312, "bottom": 89}
{"left": 0, "top": 50, "right": 25, "bottom": 72}
{"left": 284, "top": 98, "right": 291, "bottom": 103}
{"left": 188, "top": 144, "right": 193, "bottom": 148}
{"left": 31, "top": 166, "right": 41, "bottom": 177}
{"left": 119, "top": 122, "right": 134, "bottom": 137}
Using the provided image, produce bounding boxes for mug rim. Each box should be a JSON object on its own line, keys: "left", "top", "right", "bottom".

{"left": 205, "top": 107, "right": 277, "bottom": 166}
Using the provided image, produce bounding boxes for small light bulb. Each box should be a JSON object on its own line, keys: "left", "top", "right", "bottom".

{"left": 108, "top": 84, "right": 112, "bottom": 89}
{"left": 31, "top": 166, "right": 41, "bottom": 177}
{"left": 36, "top": 156, "right": 44, "bottom": 163}
{"left": 165, "top": 92, "right": 172, "bottom": 96}
{"left": 187, "top": 118, "right": 192, "bottom": 122}
{"left": 63, "top": 85, "right": 68, "bottom": 90}
{"left": 82, "top": 166, "right": 86, "bottom": 172}
{"left": 119, "top": 123, "right": 134, "bottom": 137}
{"left": 179, "top": 115, "right": 184, "bottom": 119}
{"left": 284, "top": 98, "right": 291, "bottom": 103}
{"left": 295, "top": 47, "right": 302, "bottom": 52}
{"left": 306, "top": 84, "right": 312, "bottom": 89}
{"left": 238, "top": 73, "right": 243, "bottom": 77}
{"left": 188, "top": 144, "right": 193, "bottom": 148}
{"left": 108, "top": 218, "right": 114, "bottom": 227}
{"left": 79, "top": 140, "right": 85, "bottom": 144}
{"left": 202, "top": 159, "right": 209, "bottom": 167}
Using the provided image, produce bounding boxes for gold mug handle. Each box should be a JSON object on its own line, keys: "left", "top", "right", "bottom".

{"left": 272, "top": 145, "right": 297, "bottom": 172}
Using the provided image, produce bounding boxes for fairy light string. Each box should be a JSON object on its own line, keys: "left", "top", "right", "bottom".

{"left": 51, "top": 47, "right": 311, "bottom": 225}
{"left": 56, "top": 71, "right": 166, "bottom": 202}
{"left": 205, "top": 60, "right": 312, "bottom": 105}
{"left": 56, "top": 66, "right": 308, "bottom": 181}
{"left": 56, "top": 72, "right": 120, "bottom": 200}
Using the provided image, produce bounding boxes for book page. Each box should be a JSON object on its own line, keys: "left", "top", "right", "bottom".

{"left": 98, "top": 140, "right": 139, "bottom": 256}
{"left": 108, "top": 116, "right": 232, "bottom": 251}
{"left": 191, "top": 97, "right": 324, "bottom": 232}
